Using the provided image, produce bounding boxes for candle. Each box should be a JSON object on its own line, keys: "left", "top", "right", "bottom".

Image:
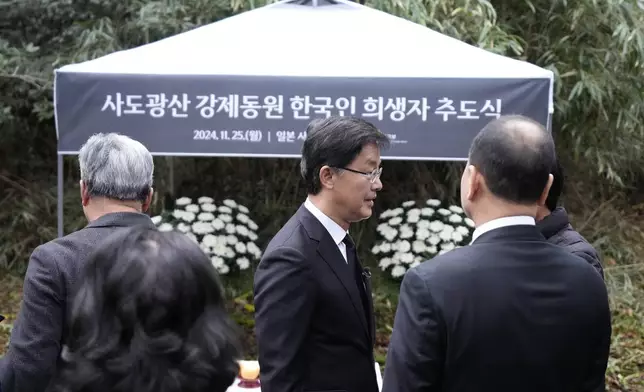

{"left": 239, "top": 360, "right": 260, "bottom": 380}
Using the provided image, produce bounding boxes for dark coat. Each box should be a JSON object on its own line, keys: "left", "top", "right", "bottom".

{"left": 537, "top": 207, "right": 604, "bottom": 279}
{"left": 253, "top": 205, "right": 378, "bottom": 392}
{"left": 0, "top": 212, "right": 156, "bottom": 392}
{"left": 382, "top": 224, "right": 611, "bottom": 392}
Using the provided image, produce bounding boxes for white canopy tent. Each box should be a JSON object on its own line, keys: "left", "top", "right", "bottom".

{"left": 53, "top": 0, "right": 554, "bottom": 237}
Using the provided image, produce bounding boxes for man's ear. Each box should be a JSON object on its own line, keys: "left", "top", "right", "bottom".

{"left": 142, "top": 187, "right": 154, "bottom": 212}
{"left": 538, "top": 174, "right": 554, "bottom": 207}
{"left": 80, "top": 180, "right": 90, "bottom": 206}
{"left": 318, "top": 165, "right": 336, "bottom": 190}
{"left": 465, "top": 165, "right": 480, "bottom": 202}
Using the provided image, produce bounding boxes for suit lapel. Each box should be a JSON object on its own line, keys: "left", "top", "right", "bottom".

{"left": 297, "top": 206, "right": 371, "bottom": 340}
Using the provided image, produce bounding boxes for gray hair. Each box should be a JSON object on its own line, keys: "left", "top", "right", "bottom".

{"left": 78, "top": 133, "right": 154, "bottom": 202}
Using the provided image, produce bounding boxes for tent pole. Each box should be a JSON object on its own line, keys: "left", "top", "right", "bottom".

{"left": 57, "top": 154, "right": 64, "bottom": 238}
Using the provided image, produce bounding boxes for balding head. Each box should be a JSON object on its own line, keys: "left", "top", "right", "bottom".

{"left": 467, "top": 115, "right": 555, "bottom": 205}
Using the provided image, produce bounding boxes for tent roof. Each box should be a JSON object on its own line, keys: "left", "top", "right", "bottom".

{"left": 57, "top": 0, "right": 552, "bottom": 80}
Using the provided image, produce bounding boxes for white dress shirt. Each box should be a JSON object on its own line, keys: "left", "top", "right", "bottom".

{"left": 470, "top": 215, "right": 536, "bottom": 244}
{"left": 304, "top": 198, "right": 349, "bottom": 263}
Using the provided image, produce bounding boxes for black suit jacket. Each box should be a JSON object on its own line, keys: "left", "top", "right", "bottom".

{"left": 0, "top": 212, "right": 156, "bottom": 392}
{"left": 383, "top": 225, "right": 611, "bottom": 392}
{"left": 253, "top": 205, "right": 378, "bottom": 392}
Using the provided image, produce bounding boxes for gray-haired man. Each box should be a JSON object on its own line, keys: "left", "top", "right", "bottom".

{"left": 0, "top": 133, "right": 157, "bottom": 392}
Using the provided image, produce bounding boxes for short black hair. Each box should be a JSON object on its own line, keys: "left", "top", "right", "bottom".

{"left": 468, "top": 115, "right": 555, "bottom": 205}
{"left": 545, "top": 158, "right": 564, "bottom": 211}
{"left": 49, "top": 227, "right": 241, "bottom": 392}
{"left": 300, "top": 116, "right": 390, "bottom": 194}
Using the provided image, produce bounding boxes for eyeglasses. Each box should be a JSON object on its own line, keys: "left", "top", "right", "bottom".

{"left": 336, "top": 166, "right": 383, "bottom": 183}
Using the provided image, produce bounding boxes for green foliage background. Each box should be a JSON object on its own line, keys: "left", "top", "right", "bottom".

{"left": 1, "top": 0, "right": 643, "bottom": 390}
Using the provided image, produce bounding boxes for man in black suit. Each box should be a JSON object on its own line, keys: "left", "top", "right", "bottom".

{"left": 253, "top": 116, "right": 390, "bottom": 392}
{"left": 382, "top": 115, "right": 611, "bottom": 392}
{"left": 0, "top": 133, "right": 156, "bottom": 392}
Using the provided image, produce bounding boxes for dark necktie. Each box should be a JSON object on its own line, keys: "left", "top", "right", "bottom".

{"left": 343, "top": 234, "right": 367, "bottom": 302}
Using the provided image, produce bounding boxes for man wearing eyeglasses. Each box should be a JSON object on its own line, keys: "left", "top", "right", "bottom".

{"left": 253, "top": 116, "right": 390, "bottom": 392}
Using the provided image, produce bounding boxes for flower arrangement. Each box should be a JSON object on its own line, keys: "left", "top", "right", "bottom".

{"left": 151, "top": 197, "right": 262, "bottom": 275}
{"left": 372, "top": 199, "right": 475, "bottom": 279}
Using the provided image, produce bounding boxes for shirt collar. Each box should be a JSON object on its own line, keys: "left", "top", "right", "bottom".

{"left": 471, "top": 215, "right": 535, "bottom": 244}
{"left": 304, "top": 198, "right": 348, "bottom": 246}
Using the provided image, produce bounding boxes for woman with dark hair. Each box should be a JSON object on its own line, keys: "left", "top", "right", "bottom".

{"left": 49, "top": 226, "right": 241, "bottom": 392}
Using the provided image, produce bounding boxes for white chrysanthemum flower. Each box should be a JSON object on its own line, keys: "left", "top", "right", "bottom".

{"left": 412, "top": 240, "right": 426, "bottom": 253}
{"left": 181, "top": 212, "right": 196, "bottom": 222}
{"left": 417, "top": 220, "right": 430, "bottom": 229}
{"left": 388, "top": 217, "right": 403, "bottom": 226}
{"left": 172, "top": 209, "right": 185, "bottom": 220}
{"left": 225, "top": 224, "right": 236, "bottom": 234}
{"left": 218, "top": 264, "right": 230, "bottom": 275}
{"left": 177, "top": 223, "right": 191, "bottom": 233}
{"left": 426, "top": 199, "right": 441, "bottom": 207}
{"left": 219, "top": 206, "right": 233, "bottom": 214}
{"left": 399, "top": 225, "right": 414, "bottom": 239}
{"left": 248, "top": 232, "right": 258, "bottom": 241}
{"left": 212, "top": 218, "right": 225, "bottom": 230}
{"left": 176, "top": 197, "right": 192, "bottom": 206}
{"left": 380, "top": 210, "right": 393, "bottom": 219}
{"left": 452, "top": 231, "right": 464, "bottom": 242}
{"left": 212, "top": 243, "right": 227, "bottom": 257}
{"left": 383, "top": 228, "right": 398, "bottom": 242}
{"left": 223, "top": 247, "right": 235, "bottom": 258}
{"left": 372, "top": 245, "right": 380, "bottom": 254}
{"left": 226, "top": 235, "right": 238, "bottom": 245}
{"left": 439, "top": 229, "right": 453, "bottom": 241}
{"left": 421, "top": 208, "right": 434, "bottom": 216}
{"left": 200, "top": 243, "right": 211, "bottom": 253}
{"left": 380, "top": 242, "right": 392, "bottom": 253}
{"left": 437, "top": 208, "right": 451, "bottom": 216}
{"left": 185, "top": 204, "right": 200, "bottom": 213}
{"left": 407, "top": 208, "right": 421, "bottom": 216}
{"left": 235, "top": 242, "right": 247, "bottom": 254}
{"left": 211, "top": 256, "right": 224, "bottom": 268}
{"left": 223, "top": 199, "right": 237, "bottom": 208}
{"left": 391, "top": 265, "right": 406, "bottom": 278}
{"left": 457, "top": 226, "right": 470, "bottom": 235}
{"left": 465, "top": 218, "right": 475, "bottom": 228}
{"left": 158, "top": 223, "right": 173, "bottom": 232}
{"left": 402, "top": 200, "right": 416, "bottom": 207}
{"left": 401, "top": 253, "right": 414, "bottom": 264}
{"left": 416, "top": 228, "right": 430, "bottom": 241}
{"left": 449, "top": 205, "right": 464, "bottom": 214}
{"left": 441, "top": 242, "right": 455, "bottom": 251}
{"left": 428, "top": 235, "right": 440, "bottom": 245}
{"left": 247, "top": 220, "right": 258, "bottom": 231}
{"left": 442, "top": 224, "right": 454, "bottom": 233}
{"left": 198, "top": 196, "right": 214, "bottom": 204}
{"left": 151, "top": 216, "right": 162, "bottom": 225}
{"left": 392, "top": 208, "right": 404, "bottom": 216}
{"left": 201, "top": 203, "right": 217, "bottom": 212}
{"left": 410, "top": 260, "right": 421, "bottom": 268}
{"left": 427, "top": 245, "right": 437, "bottom": 254}
{"left": 398, "top": 240, "right": 411, "bottom": 253}
{"left": 192, "top": 221, "right": 214, "bottom": 235}
{"left": 202, "top": 234, "right": 219, "bottom": 247}
{"left": 429, "top": 221, "right": 444, "bottom": 232}
{"left": 219, "top": 214, "right": 233, "bottom": 223}
{"left": 198, "top": 212, "right": 215, "bottom": 222}
{"left": 407, "top": 214, "right": 420, "bottom": 224}
{"left": 247, "top": 242, "right": 261, "bottom": 256}
{"left": 379, "top": 257, "right": 392, "bottom": 269}
{"left": 449, "top": 214, "right": 463, "bottom": 223}
{"left": 377, "top": 223, "right": 391, "bottom": 233}
{"left": 236, "top": 225, "right": 250, "bottom": 237}
{"left": 237, "top": 213, "right": 249, "bottom": 224}
{"left": 238, "top": 204, "right": 250, "bottom": 214}
{"left": 237, "top": 257, "right": 250, "bottom": 270}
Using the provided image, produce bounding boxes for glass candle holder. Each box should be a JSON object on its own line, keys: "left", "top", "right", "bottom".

{"left": 238, "top": 360, "right": 261, "bottom": 389}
